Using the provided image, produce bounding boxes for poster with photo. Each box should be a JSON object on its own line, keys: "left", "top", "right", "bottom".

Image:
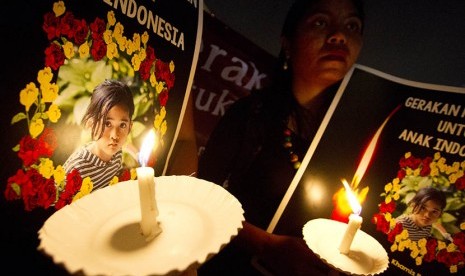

{"left": 0, "top": 0, "right": 202, "bottom": 274}
{"left": 268, "top": 64, "right": 465, "bottom": 275}
{"left": 2, "top": 0, "right": 202, "bottom": 211}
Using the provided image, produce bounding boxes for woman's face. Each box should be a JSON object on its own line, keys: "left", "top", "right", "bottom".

{"left": 94, "top": 104, "right": 132, "bottom": 162}
{"left": 412, "top": 200, "right": 442, "bottom": 227}
{"left": 286, "top": 0, "right": 363, "bottom": 89}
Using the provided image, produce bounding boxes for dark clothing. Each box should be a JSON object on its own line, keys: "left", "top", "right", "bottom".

{"left": 197, "top": 85, "right": 338, "bottom": 275}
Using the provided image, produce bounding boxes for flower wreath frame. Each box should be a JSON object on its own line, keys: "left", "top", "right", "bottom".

{"left": 4, "top": 1, "right": 175, "bottom": 212}
{"left": 372, "top": 152, "right": 465, "bottom": 273}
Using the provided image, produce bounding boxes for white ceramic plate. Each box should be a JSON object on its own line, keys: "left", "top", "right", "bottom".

{"left": 303, "top": 218, "right": 389, "bottom": 276}
{"left": 38, "top": 175, "right": 244, "bottom": 276}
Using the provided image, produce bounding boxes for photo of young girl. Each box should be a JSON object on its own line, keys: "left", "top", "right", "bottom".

{"left": 63, "top": 79, "right": 134, "bottom": 191}
{"left": 396, "top": 187, "right": 450, "bottom": 242}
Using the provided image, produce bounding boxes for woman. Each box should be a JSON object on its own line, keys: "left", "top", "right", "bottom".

{"left": 197, "top": 0, "right": 364, "bottom": 275}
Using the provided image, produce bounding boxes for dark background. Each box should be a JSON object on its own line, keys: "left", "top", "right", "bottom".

{"left": 205, "top": 0, "right": 465, "bottom": 87}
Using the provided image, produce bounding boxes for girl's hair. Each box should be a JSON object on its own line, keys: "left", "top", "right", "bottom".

{"left": 409, "top": 187, "right": 447, "bottom": 214}
{"left": 82, "top": 79, "right": 135, "bottom": 140}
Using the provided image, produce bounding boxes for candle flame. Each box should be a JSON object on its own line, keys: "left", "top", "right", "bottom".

{"left": 342, "top": 179, "right": 361, "bottom": 215}
{"left": 351, "top": 105, "right": 401, "bottom": 188}
{"left": 139, "top": 129, "right": 157, "bottom": 167}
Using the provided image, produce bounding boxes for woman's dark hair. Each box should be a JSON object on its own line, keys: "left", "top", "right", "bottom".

{"left": 281, "top": 0, "right": 365, "bottom": 41}
{"left": 82, "top": 79, "right": 135, "bottom": 140}
{"left": 410, "top": 187, "right": 447, "bottom": 214}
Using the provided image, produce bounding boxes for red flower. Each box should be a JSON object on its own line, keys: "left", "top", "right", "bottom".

{"left": 158, "top": 89, "right": 169, "bottom": 107}
{"left": 379, "top": 201, "right": 396, "bottom": 214}
{"left": 372, "top": 213, "right": 390, "bottom": 234}
{"left": 44, "top": 43, "right": 65, "bottom": 70}
{"left": 419, "top": 156, "right": 432, "bottom": 176}
{"left": 119, "top": 169, "right": 131, "bottom": 182}
{"left": 72, "top": 19, "right": 89, "bottom": 45}
{"left": 139, "top": 59, "right": 152, "bottom": 81}
{"left": 20, "top": 168, "right": 56, "bottom": 211}
{"left": 90, "top": 38, "right": 107, "bottom": 61}
{"left": 18, "top": 128, "right": 56, "bottom": 167}
{"left": 42, "top": 12, "right": 60, "bottom": 40}
{"left": 58, "top": 11, "right": 76, "bottom": 39}
{"left": 453, "top": 232, "right": 465, "bottom": 252}
{"left": 387, "top": 222, "right": 403, "bottom": 243}
{"left": 396, "top": 169, "right": 406, "bottom": 180}
{"left": 399, "top": 155, "right": 422, "bottom": 170}
{"left": 89, "top": 17, "right": 106, "bottom": 39}
{"left": 455, "top": 176, "right": 465, "bottom": 190}
{"left": 55, "top": 169, "right": 82, "bottom": 210}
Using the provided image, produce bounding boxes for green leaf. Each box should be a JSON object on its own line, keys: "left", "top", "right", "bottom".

{"left": 12, "top": 144, "right": 20, "bottom": 152}
{"left": 11, "top": 112, "right": 27, "bottom": 124}
{"left": 441, "top": 212, "right": 457, "bottom": 224}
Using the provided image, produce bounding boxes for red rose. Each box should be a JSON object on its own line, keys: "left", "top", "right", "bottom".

{"left": 42, "top": 12, "right": 60, "bottom": 40}
{"left": 379, "top": 201, "right": 396, "bottom": 214}
{"left": 45, "top": 43, "right": 65, "bottom": 70}
{"left": 72, "top": 19, "right": 89, "bottom": 45}
{"left": 90, "top": 17, "right": 106, "bottom": 39}
{"left": 158, "top": 89, "right": 169, "bottom": 107}
{"left": 455, "top": 176, "right": 465, "bottom": 190}
{"left": 90, "top": 38, "right": 107, "bottom": 61}
{"left": 387, "top": 222, "right": 403, "bottom": 243}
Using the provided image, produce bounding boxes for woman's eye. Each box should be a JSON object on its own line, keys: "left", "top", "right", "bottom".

{"left": 105, "top": 121, "right": 112, "bottom": 128}
{"left": 313, "top": 19, "right": 327, "bottom": 28}
{"left": 120, "top": 123, "right": 127, "bottom": 129}
{"left": 346, "top": 20, "right": 362, "bottom": 33}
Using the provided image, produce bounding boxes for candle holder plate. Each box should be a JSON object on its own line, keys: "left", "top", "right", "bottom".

{"left": 303, "top": 218, "right": 389, "bottom": 276}
{"left": 38, "top": 175, "right": 244, "bottom": 276}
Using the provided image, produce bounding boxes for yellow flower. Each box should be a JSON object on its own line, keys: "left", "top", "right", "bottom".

{"left": 41, "top": 82, "right": 59, "bottom": 103}
{"left": 37, "top": 67, "right": 53, "bottom": 84}
{"left": 132, "top": 33, "right": 141, "bottom": 50}
{"left": 107, "top": 42, "right": 119, "bottom": 60}
{"left": 113, "top": 22, "right": 124, "bottom": 41}
{"left": 63, "top": 41, "right": 75, "bottom": 59}
{"left": 109, "top": 176, "right": 119, "bottom": 185}
{"left": 53, "top": 1, "right": 65, "bottom": 17}
{"left": 38, "top": 158, "right": 54, "bottom": 179}
{"left": 20, "top": 82, "right": 39, "bottom": 111}
{"left": 130, "top": 168, "right": 137, "bottom": 180}
{"left": 80, "top": 177, "right": 93, "bottom": 194}
{"left": 46, "top": 104, "right": 61, "bottom": 123}
{"left": 53, "top": 165, "right": 65, "bottom": 186}
{"left": 79, "top": 42, "right": 90, "bottom": 58}
{"left": 103, "top": 29, "right": 113, "bottom": 44}
{"left": 415, "top": 256, "right": 423, "bottom": 266}
{"left": 107, "top": 11, "right": 116, "bottom": 26}
{"left": 169, "top": 60, "right": 175, "bottom": 73}
{"left": 131, "top": 54, "right": 141, "bottom": 71}
{"left": 141, "top": 31, "right": 149, "bottom": 44}
{"left": 160, "top": 120, "right": 167, "bottom": 136}
{"left": 29, "top": 118, "right": 44, "bottom": 138}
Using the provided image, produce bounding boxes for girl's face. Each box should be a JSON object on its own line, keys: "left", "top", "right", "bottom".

{"left": 412, "top": 200, "right": 442, "bottom": 227}
{"left": 93, "top": 104, "right": 132, "bottom": 162}
{"left": 286, "top": 0, "right": 363, "bottom": 89}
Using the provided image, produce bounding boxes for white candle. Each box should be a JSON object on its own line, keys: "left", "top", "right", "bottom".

{"left": 338, "top": 180, "right": 362, "bottom": 254}
{"left": 339, "top": 213, "right": 362, "bottom": 254}
{"left": 137, "top": 130, "right": 162, "bottom": 241}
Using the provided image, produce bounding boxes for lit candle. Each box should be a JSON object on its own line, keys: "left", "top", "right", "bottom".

{"left": 338, "top": 180, "right": 362, "bottom": 254}
{"left": 137, "top": 129, "right": 162, "bottom": 241}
